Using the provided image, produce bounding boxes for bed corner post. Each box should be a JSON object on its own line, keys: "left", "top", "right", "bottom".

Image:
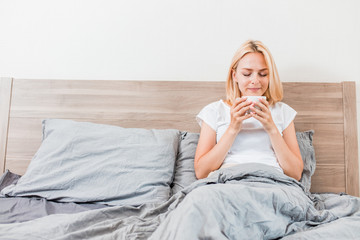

{"left": 342, "top": 81, "right": 359, "bottom": 197}
{"left": 0, "top": 77, "right": 13, "bottom": 174}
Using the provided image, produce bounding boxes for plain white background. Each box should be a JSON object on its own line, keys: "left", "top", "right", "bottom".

{"left": 1, "top": 0, "right": 360, "bottom": 185}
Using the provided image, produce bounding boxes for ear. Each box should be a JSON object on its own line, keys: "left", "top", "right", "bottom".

{"left": 232, "top": 70, "right": 238, "bottom": 82}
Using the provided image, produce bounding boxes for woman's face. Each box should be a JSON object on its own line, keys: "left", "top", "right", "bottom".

{"left": 232, "top": 52, "right": 269, "bottom": 96}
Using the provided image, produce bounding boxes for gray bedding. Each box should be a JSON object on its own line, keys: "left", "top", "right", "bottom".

{"left": 1, "top": 120, "right": 180, "bottom": 206}
{"left": 0, "top": 170, "right": 108, "bottom": 224}
{"left": 0, "top": 163, "right": 359, "bottom": 239}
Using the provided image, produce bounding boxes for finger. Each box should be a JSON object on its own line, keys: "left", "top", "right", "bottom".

{"left": 233, "top": 99, "right": 251, "bottom": 113}
{"left": 233, "top": 105, "right": 251, "bottom": 120}
{"left": 239, "top": 111, "right": 253, "bottom": 121}
{"left": 232, "top": 97, "right": 247, "bottom": 108}
{"left": 253, "top": 101, "right": 267, "bottom": 112}
{"left": 250, "top": 111, "right": 264, "bottom": 122}
{"left": 250, "top": 105, "right": 266, "bottom": 118}
{"left": 230, "top": 98, "right": 241, "bottom": 115}
{"left": 254, "top": 101, "right": 267, "bottom": 111}
{"left": 231, "top": 98, "right": 243, "bottom": 113}
{"left": 237, "top": 105, "right": 252, "bottom": 116}
{"left": 258, "top": 97, "right": 269, "bottom": 108}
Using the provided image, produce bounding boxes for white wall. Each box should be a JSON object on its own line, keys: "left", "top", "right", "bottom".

{"left": 1, "top": 0, "right": 360, "bottom": 186}
{"left": 1, "top": 0, "right": 359, "bottom": 82}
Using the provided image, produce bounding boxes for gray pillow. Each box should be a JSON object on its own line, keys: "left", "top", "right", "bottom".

{"left": 0, "top": 170, "right": 21, "bottom": 192}
{"left": 171, "top": 132, "right": 199, "bottom": 195}
{"left": 171, "top": 130, "right": 316, "bottom": 194}
{"left": 1, "top": 119, "right": 180, "bottom": 206}
{"left": 296, "top": 130, "right": 316, "bottom": 193}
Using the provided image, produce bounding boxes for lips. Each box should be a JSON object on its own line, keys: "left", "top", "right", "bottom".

{"left": 248, "top": 88, "right": 261, "bottom": 91}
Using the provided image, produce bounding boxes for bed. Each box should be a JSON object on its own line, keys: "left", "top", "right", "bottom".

{"left": 0, "top": 77, "right": 359, "bottom": 239}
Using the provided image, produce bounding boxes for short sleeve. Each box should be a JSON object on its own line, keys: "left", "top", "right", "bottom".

{"left": 282, "top": 103, "right": 297, "bottom": 130}
{"left": 196, "top": 102, "right": 218, "bottom": 131}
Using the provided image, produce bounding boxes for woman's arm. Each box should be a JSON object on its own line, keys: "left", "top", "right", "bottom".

{"left": 194, "top": 122, "right": 237, "bottom": 179}
{"left": 267, "top": 121, "right": 303, "bottom": 181}
{"left": 251, "top": 99, "right": 303, "bottom": 180}
{"left": 194, "top": 98, "right": 252, "bottom": 179}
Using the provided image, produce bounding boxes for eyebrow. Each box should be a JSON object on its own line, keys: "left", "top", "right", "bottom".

{"left": 241, "top": 68, "right": 268, "bottom": 71}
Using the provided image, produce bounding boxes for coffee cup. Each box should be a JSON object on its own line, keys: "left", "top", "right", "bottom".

{"left": 246, "top": 96, "right": 266, "bottom": 113}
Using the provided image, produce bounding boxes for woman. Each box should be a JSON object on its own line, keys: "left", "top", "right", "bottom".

{"left": 194, "top": 40, "right": 303, "bottom": 180}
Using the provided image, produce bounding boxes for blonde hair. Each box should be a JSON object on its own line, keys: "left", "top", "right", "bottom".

{"left": 226, "top": 40, "right": 283, "bottom": 106}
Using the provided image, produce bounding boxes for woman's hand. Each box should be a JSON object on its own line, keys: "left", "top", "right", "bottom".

{"left": 250, "top": 98, "right": 277, "bottom": 134}
{"left": 229, "top": 97, "right": 252, "bottom": 134}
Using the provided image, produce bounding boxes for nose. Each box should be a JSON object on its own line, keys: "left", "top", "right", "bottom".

{"left": 250, "top": 74, "right": 260, "bottom": 84}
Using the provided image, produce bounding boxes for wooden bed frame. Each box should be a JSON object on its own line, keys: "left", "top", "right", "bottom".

{"left": 0, "top": 78, "right": 359, "bottom": 196}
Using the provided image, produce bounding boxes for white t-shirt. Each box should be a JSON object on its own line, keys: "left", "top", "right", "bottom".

{"left": 196, "top": 100, "right": 297, "bottom": 172}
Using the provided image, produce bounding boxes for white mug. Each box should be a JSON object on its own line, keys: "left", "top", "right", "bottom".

{"left": 245, "top": 96, "right": 266, "bottom": 113}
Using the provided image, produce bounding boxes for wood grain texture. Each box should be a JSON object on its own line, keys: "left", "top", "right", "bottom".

{"left": 295, "top": 123, "right": 344, "bottom": 165}
{"left": 283, "top": 82, "right": 344, "bottom": 124}
{"left": 0, "top": 78, "right": 12, "bottom": 173}
{"left": 342, "top": 81, "right": 359, "bottom": 196}
{"left": 2, "top": 79, "right": 359, "bottom": 195}
{"left": 310, "top": 165, "right": 346, "bottom": 193}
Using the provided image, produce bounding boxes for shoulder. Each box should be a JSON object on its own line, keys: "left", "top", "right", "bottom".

{"left": 205, "top": 99, "right": 225, "bottom": 108}
{"left": 196, "top": 100, "right": 227, "bottom": 130}
{"left": 271, "top": 102, "right": 296, "bottom": 114}
{"left": 200, "top": 100, "right": 227, "bottom": 112}
{"left": 271, "top": 102, "right": 297, "bottom": 133}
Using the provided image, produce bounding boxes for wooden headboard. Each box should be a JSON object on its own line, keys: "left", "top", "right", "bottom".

{"left": 0, "top": 78, "right": 358, "bottom": 196}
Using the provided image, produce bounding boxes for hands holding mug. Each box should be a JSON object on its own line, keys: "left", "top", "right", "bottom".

{"left": 230, "top": 96, "right": 277, "bottom": 134}
{"left": 248, "top": 97, "right": 277, "bottom": 133}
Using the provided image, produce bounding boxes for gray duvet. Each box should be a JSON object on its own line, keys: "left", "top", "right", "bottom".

{"left": 1, "top": 164, "right": 360, "bottom": 239}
